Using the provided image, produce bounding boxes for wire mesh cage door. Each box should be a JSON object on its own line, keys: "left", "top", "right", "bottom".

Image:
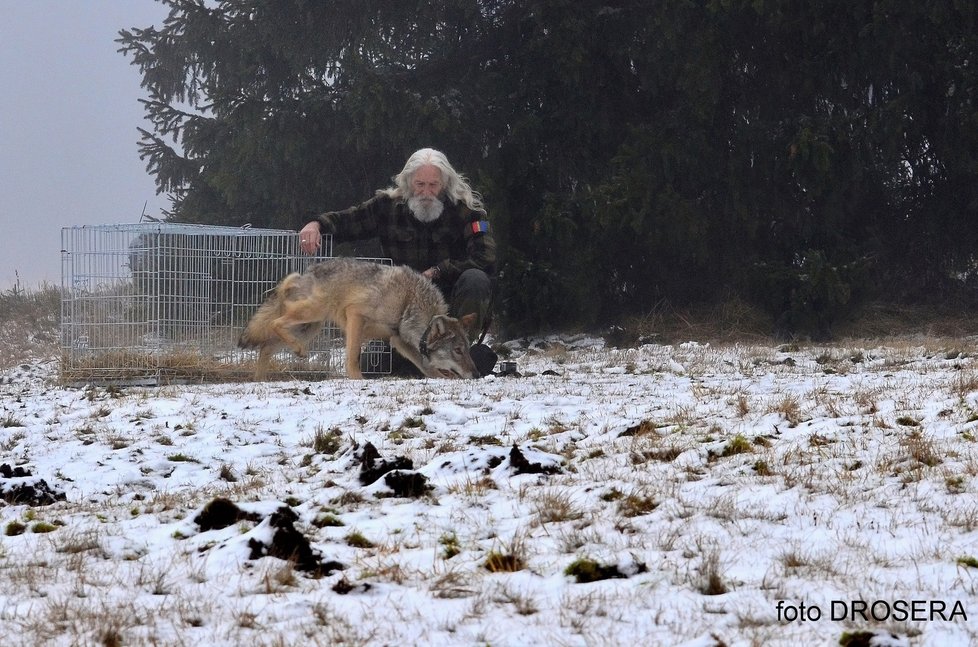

{"left": 60, "top": 223, "right": 390, "bottom": 384}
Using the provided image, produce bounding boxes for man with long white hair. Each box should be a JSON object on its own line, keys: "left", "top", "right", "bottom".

{"left": 298, "top": 148, "right": 496, "bottom": 373}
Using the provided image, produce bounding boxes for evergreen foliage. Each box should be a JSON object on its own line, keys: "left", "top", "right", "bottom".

{"left": 119, "top": 0, "right": 978, "bottom": 337}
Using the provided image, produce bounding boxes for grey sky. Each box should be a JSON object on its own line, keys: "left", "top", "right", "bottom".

{"left": 1, "top": 0, "right": 170, "bottom": 288}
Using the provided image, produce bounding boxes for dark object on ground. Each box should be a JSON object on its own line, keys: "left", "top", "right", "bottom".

{"left": 509, "top": 445, "right": 561, "bottom": 475}
{"left": 332, "top": 577, "right": 372, "bottom": 594}
{"left": 247, "top": 506, "right": 344, "bottom": 577}
{"left": 194, "top": 497, "right": 262, "bottom": 531}
{"left": 384, "top": 470, "right": 432, "bottom": 497}
{"left": 359, "top": 442, "right": 414, "bottom": 485}
{"left": 0, "top": 464, "right": 66, "bottom": 506}
{"left": 565, "top": 557, "right": 648, "bottom": 583}
{"left": 469, "top": 343, "right": 498, "bottom": 377}
{"left": 0, "top": 464, "right": 31, "bottom": 478}
{"left": 194, "top": 497, "right": 343, "bottom": 577}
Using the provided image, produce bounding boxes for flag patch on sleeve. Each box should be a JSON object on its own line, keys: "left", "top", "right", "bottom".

{"left": 471, "top": 220, "right": 490, "bottom": 234}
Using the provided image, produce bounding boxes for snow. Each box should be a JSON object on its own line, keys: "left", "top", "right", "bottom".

{"left": 1, "top": 337, "right": 977, "bottom": 646}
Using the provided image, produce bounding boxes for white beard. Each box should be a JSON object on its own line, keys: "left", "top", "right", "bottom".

{"left": 408, "top": 195, "right": 445, "bottom": 223}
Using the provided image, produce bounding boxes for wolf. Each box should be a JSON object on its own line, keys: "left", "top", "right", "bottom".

{"left": 237, "top": 258, "right": 480, "bottom": 380}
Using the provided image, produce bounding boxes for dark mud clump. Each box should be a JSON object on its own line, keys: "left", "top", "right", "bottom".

{"left": 0, "top": 464, "right": 66, "bottom": 506}
{"left": 359, "top": 442, "right": 414, "bottom": 485}
{"left": 194, "top": 497, "right": 263, "bottom": 531}
{"left": 247, "top": 506, "right": 343, "bottom": 577}
{"left": 565, "top": 557, "right": 648, "bottom": 584}
{"left": 383, "top": 470, "right": 432, "bottom": 497}
{"left": 509, "top": 445, "right": 561, "bottom": 475}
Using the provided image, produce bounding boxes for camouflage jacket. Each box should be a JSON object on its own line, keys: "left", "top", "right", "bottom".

{"left": 313, "top": 195, "right": 496, "bottom": 283}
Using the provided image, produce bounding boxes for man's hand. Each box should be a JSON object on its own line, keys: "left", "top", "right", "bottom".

{"left": 299, "top": 221, "right": 322, "bottom": 255}
{"left": 422, "top": 267, "right": 441, "bottom": 281}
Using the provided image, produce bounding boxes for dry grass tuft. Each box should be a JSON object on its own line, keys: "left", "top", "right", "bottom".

{"left": 484, "top": 534, "right": 530, "bottom": 573}
{"left": 767, "top": 393, "right": 804, "bottom": 426}
{"left": 900, "top": 431, "right": 943, "bottom": 468}
{"left": 696, "top": 547, "right": 729, "bottom": 596}
{"left": 0, "top": 282, "right": 61, "bottom": 370}
{"left": 532, "top": 489, "right": 584, "bottom": 525}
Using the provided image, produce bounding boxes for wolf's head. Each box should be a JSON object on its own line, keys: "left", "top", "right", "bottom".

{"left": 419, "top": 314, "right": 480, "bottom": 378}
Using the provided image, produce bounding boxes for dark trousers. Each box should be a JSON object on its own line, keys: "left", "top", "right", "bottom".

{"left": 441, "top": 268, "right": 491, "bottom": 343}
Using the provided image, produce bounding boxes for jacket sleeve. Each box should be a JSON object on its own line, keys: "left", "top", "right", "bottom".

{"left": 312, "top": 195, "right": 386, "bottom": 241}
{"left": 436, "top": 207, "right": 496, "bottom": 281}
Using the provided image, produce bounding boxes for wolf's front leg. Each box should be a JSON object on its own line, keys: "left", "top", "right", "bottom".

{"left": 270, "top": 317, "right": 308, "bottom": 357}
{"left": 343, "top": 310, "right": 365, "bottom": 379}
{"left": 389, "top": 335, "right": 429, "bottom": 377}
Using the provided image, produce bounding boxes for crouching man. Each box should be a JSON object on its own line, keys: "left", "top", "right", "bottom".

{"left": 298, "top": 147, "right": 497, "bottom": 376}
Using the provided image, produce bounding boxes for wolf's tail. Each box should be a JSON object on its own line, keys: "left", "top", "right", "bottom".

{"left": 237, "top": 272, "right": 302, "bottom": 349}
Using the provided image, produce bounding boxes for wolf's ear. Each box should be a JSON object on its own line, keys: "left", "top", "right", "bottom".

{"left": 429, "top": 314, "right": 449, "bottom": 340}
{"left": 460, "top": 313, "right": 477, "bottom": 331}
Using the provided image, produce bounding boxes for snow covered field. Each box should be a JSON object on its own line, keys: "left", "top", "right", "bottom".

{"left": 2, "top": 336, "right": 977, "bottom": 646}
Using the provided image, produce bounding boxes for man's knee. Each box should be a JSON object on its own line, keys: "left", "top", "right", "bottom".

{"left": 454, "top": 269, "right": 491, "bottom": 303}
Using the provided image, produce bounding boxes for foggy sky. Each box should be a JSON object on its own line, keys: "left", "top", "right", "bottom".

{"left": 1, "top": 0, "right": 170, "bottom": 288}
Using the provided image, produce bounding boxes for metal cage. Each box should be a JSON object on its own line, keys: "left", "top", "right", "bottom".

{"left": 60, "top": 223, "right": 391, "bottom": 384}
